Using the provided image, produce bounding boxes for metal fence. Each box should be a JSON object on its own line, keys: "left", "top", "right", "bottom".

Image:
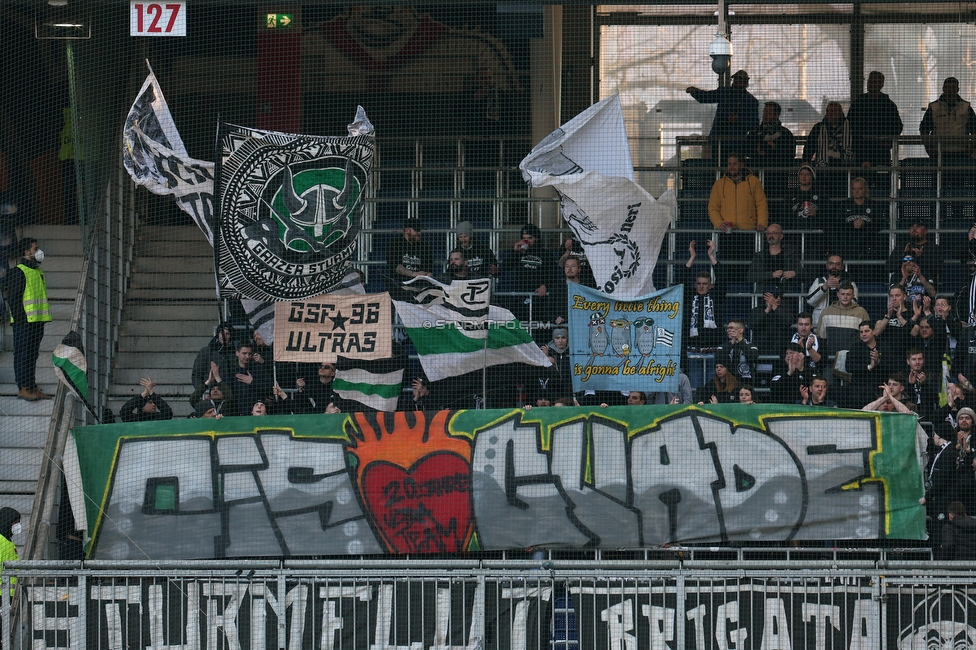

{"left": 4, "top": 554, "right": 976, "bottom": 650}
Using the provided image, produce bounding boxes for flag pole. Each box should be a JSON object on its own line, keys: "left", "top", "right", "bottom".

{"left": 481, "top": 321, "right": 488, "bottom": 409}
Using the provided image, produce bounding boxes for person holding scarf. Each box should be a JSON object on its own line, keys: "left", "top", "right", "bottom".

{"left": 803, "top": 102, "right": 854, "bottom": 196}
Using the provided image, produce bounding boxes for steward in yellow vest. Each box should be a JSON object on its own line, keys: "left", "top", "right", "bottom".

{"left": 5, "top": 238, "right": 53, "bottom": 401}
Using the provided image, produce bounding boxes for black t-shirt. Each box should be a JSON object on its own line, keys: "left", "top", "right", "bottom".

{"left": 505, "top": 246, "right": 554, "bottom": 293}
{"left": 459, "top": 240, "right": 498, "bottom": 277}
{"left": 785, "top": 187, "right": 826, "bottom": 230}
{"left": 834, "top": 199, "right": 885, "bottom": 260}
{"left": 386, "top": 238, "right": 434, "bottom": 279}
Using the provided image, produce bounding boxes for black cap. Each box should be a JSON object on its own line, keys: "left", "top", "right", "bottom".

{"left": 404, "top": 218, "right": 423, "bottom": 231}
{"left": 765, "top": 284, "right": 783, "bottom": 297}
{"left": 786, "top": 342, "right": 804, "bottom": 353}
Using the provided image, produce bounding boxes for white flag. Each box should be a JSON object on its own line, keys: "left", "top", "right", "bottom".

{"left": 122, "top": 62, "right": 216, "bottom": 244}
{"left": 519, "top": 95, "right": 675, "bottom": 298}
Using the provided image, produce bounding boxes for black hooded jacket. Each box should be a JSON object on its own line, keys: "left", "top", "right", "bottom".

{"left": 939, "top": 514, "right": 976, "bottom": 560}
{"left": 0, "top": 506, "right": 20, "bottom": 542}
{"left": 191, "top": 324, "right": 235, "bottom": 388}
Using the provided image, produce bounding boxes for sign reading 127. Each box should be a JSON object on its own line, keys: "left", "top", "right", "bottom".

{"left": 130, "top": 1, "right": 186, "bottom": 36}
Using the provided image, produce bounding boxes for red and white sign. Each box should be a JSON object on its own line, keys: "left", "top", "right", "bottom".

{"left": 130, "top": 2, "right": 186, "bottom": 37}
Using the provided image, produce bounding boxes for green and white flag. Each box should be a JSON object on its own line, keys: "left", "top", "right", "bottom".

{"left": 394, "top": 298, "right": 552, "bottom": 382}
{"left": 53, "top": 330, "right": 100, "bottom": 421}
{"left": 334, "top": 355, "right": 405, "bottom": 412}
{"left": 52, "top": 330, "right": 88, "bottom": 401}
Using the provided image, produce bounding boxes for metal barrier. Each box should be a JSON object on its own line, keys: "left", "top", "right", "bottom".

{"left": 5, "top": 554, "right": 976, "bottom": 650}
{"left": 23, "top": 160, "right": 138, "bottom": 563}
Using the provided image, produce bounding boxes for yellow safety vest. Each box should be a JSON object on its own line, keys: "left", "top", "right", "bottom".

{"left": 13, "top": 263, "right": 52, "bottom": 324}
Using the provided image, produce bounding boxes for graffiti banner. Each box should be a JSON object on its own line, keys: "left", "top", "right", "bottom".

{"left": 66, "top": 405, "right": 925, "bottom": 560}
{"left": 272, "top": 292, "right": 392, "bottom": 363}
{"left": 215, "top": 110, "right": 374, "bottom": 301}
{"left": 567, "top": 282, "right": 682, "bottom": 393}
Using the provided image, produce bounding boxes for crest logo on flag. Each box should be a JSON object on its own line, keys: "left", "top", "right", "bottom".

{"left": 217, "top": 117, "right": 373, "bottom": 301}
{"left": 268, "top": 161, "right": 362, "bottom": 253}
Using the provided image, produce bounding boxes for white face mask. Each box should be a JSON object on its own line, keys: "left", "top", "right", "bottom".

{"left": 33, "top": 249, "right": 44, "bottom": 263}
{"left": 11, "top": 522, "right": 22, "bottom": 536}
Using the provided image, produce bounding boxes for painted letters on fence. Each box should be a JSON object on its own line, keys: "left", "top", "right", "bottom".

{"left": 11, "top": 575, "right": 976, "bottom": 650}
{"left": 66, "top": 405, "right": 925, "bottom": 560}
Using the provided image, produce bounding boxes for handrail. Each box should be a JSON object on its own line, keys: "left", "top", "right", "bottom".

{"left": 24, "top": 157, "right": 137, "bottom": 562}
{"left": 22, "top": 221, "right": 99, "bottom": 562}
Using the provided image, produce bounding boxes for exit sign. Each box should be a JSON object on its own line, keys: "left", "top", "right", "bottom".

{"left": 266, "top": 14, "right": 294, "bottom": 28}
{"left": 130, "top": 2, "right": 186, "bottom": 36}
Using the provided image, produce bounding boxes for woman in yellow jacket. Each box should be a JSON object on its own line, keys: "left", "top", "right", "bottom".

{"left": 707, "top": 154, "right": 769, "bottom": 232}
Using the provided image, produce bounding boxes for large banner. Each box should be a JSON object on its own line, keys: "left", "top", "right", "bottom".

{"left": 568, "top": 282, "right": 682, "bottom": 393}
{"left": 519, "top": 95, "right": 676, "bottom": 297}
{"left": 216, "top": 115, "right": 374, "bottom": 302}
{"left": 12, "top": 574, "right": 976, "bottom": 650}
{"left": 66, "top": 405, "right": 925, "bottom": 560}
{"left": 273, "top": 292, "right": 392, "bottom": 363}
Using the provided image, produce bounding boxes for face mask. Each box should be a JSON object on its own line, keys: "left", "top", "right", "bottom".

{"left": 33, "top": 249, "right": 44, "bottom": 263}
{"left": 11, "top": 522, "right": 22, "bottom": 536}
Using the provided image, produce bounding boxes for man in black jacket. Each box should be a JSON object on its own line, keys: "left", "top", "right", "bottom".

{"left": 847, "top": 71, "right": 904, "bottom": 168}
{"left": 119, "top": 377, "right": 173, "bottom": 422}
{"left": 190, "top": 322, "right": 235, "bottom": 388}
{"left": 717, "top": 318, "right": 759, "bottom": 385}
{"left": 925, "top": 431, "right": 958, "bottom": 549}
{"left": 938, "top": 501, "right": 976, "bottom": 560}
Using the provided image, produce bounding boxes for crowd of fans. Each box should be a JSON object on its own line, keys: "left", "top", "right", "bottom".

{"left": 96, "top": 69, "right": 976, "bottom": 554}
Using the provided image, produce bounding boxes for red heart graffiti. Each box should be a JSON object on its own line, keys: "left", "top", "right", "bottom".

{"left": 361, "top": 452, "right": 472, "bottom": 553}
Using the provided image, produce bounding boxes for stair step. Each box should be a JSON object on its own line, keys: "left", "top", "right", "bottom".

{"left": 30, "top": 239, "right": 84, "bottom": 256}
{"left": 127, "top": 287, "right": 217, "bottom": 300}
{"left": 137, "top": 225, "right": 210, "bottom": 242}
{"left": 24, "top": 225, "right": 84, "bottom": 240}
{"left": 109, "top": 383, "right": 195, "bottom": 398}
{"left": 0, "top": 396, "right": 57, "bottom": 415}
{"left": 0, "top": 418, "right": 51, "bottom": 447}
{"left": 119, "top": 320, "right": 214, "bottom": 337}
{"left": 0, "top": 367, "right": 58, "bottom": 385}
{"left": 0, "top": 448, "right": 43, "bottom": 480}
{"left": 134, "top": 240, "right": 214, "bottom": 258}
{"left": 115, "top": 351, "right": 199, "bottom": 369}
{"left": 129, "top": 272, "right": 217, "bottom": 290}
{"left": 118, "top": 334, "right": 212, "bottom": 352}
{"left": 0, "top": 480, "right": 38, "bottom": 495}
{"left": 112, "top": 368, "right": 194, "bottom": 386}
{"left": 124, "top": 303, "right": 221, "bottom": 321}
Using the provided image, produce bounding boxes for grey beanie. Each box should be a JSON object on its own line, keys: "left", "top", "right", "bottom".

{"left": 457, "top": 221, "right": 474, "bottom": 236}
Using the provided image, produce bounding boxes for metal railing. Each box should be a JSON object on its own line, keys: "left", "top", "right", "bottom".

{"left": 23, "top": 158, "right": 138, "bottom": 563}
{"left": 6, "top": 553, "right": 976, "bottom": 650}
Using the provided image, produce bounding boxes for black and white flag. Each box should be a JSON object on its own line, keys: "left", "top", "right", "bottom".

{"left": 216, "top": 110, "right": 374, "bottom": 302}
{"left": 519, "top": 95, "right": 675, "bottom": 298}
{"left": 122, "top": 62, "right": 216, "bottom": 244}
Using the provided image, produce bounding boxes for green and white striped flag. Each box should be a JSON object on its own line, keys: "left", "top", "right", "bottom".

{"left": 394, "top": 298, "right": 552, "bottom": 382}
{"left": 52, "top": 330, "right": 88, "bottom": 401}
{"left": 334, "top": 355, "right": 405, "bottom": 412}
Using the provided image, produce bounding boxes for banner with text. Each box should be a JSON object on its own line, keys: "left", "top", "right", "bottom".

{"left": 66, "top": 405, "right": 924, "bottom": 560}
{"left": 273, "top": 292, "right": 392, "bottom": 363}
{"left": 10, "top": 573, "right": 976, "bottom": 650}
{"left": 567, "top": 282, "right": 682, "bottom": 393}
